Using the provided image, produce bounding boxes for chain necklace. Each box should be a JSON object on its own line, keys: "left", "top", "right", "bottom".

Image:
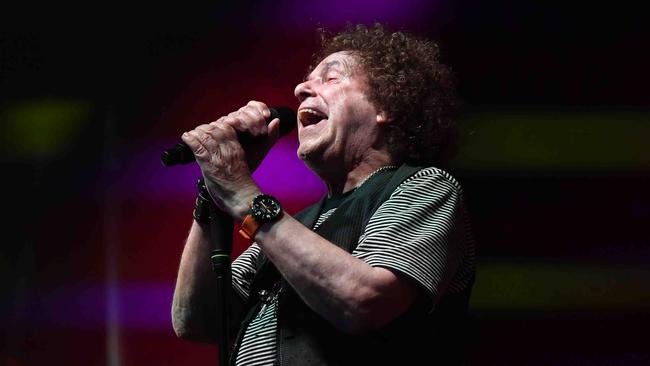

{"left": 354, "top": 165, "right": 399, "bottom": 190}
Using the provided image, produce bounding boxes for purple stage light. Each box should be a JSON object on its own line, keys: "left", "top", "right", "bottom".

{"left": 257, "top": 0, "right": 442, "bottom": 30}
{"left": 110, "top": 135, "right": 326, "bottom": 205}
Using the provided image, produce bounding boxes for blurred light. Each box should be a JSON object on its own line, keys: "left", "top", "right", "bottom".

{"left": 19, "top": 282, "right": 171, "bottom": 330}
{"left": 115, "top": 135, "right": 326, "bottom": 205}
{"left": 471, "top": 259, "right": 650, "bottom": 311}
{"left": 451, "top": 108, "right": 650, "bottom": 171}
{"left": 258, "top": 0, "right": 442, "bottom": 30}
{"left": 23, "top": 260, "right": 650, "bottom": 330}
{"left": 0, "top": 99, "right": 93, "bottom": 159}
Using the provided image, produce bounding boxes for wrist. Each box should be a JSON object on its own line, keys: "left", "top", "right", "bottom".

{"left": 199, "top": 177, "right": 260, "bottom": 221}
{"left": 231, "top": 186, "right": 262, "bottom": 221}
{"left": 193, "top": 178, "right": 215, "bottom": 225}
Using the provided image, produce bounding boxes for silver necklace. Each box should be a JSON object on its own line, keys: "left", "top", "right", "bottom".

{"left": 355, "top": 165, "right": 399, "bottom": 189}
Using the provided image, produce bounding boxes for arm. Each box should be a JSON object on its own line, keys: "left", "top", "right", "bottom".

{"left": 171, "top": 220, "right": 219, "bottom": 342}
{"left": 172, "top": 217, "right": 263, "bottom": 343}
{"left": 172, "top": 208, "right": 416, "bottom": 338}
{"left": 254, "top": 215, "right": 420, "bottom": 334}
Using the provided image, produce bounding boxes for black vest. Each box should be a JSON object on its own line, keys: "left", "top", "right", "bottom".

{"left": 231, "top": 165, "right": 471, "bottom": 365}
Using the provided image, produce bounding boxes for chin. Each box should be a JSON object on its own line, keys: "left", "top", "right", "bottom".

{"left": 297, "top": 146, "right": 315, "bottom": 163}
{"left": 297, "top": 135, "right": 332, "bottom": 167}
{"left": 297, "top": 145, "right": 325, "bottom": 168}
{"left": 297, "top": 138, "right": 316, "bottom": 159}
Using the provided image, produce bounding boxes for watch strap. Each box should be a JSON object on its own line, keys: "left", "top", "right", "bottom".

{"left": 238, "top": 214, "right": 259, "bottom": 240}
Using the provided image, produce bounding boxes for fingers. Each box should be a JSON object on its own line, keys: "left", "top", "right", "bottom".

{"left": 182, "top": 122, "right": 238, "bottom": 162}
{"left": 181, "top": 123, "right": 211, "bottom": 161}
{"left": 181, "top": 101, "right": 276, "bottom": 164}
{"left": 267, "top": 118, "right": 281, "bottom": 142}
{"left": 245, "top": 100, "right": 272, "bottom": 120}
{"left": 218, "top": 100, "right": 271, "bottom": 137}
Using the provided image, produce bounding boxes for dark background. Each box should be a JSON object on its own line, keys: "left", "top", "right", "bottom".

{"left": 2, "top": 1, "right": 648, "bottom": 365}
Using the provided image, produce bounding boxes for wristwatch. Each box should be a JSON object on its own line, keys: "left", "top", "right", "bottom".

{"left": 238, "top": 194, "right": 283, "bottom": 240}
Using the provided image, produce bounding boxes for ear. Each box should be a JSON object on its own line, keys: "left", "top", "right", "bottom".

{"left": 376, "top": 110, "right": 390, "bottom": 125}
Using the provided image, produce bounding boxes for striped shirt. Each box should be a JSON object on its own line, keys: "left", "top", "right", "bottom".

{"left": 231, "top": 167, "right": 475, "bottom": 366}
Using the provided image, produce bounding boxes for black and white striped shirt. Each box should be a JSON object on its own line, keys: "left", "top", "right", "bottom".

{"left": 231, "top": 167, "right": 475, "bottom": 366}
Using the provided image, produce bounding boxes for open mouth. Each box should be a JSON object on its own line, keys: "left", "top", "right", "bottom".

{"left": 298, "top": 108, "right": 328, "bottom": 126}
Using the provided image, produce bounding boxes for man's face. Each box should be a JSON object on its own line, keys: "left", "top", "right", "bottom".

{"left": 294, "top": 51, "right": 383, "bottom": 167}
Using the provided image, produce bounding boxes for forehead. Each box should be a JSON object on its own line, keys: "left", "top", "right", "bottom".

{"left": 312, "top": 51, "right": 359, "bottom": 74}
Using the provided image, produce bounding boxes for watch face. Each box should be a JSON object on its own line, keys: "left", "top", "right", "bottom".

{"left": 251, "top": 195, "right": 281, "bottom": 223}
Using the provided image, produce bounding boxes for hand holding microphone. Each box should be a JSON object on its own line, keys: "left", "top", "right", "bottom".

{"left": 168, "top": 101, "right": 295, "bottom": 219}
{"left": 161, "top": 104, "right": 296, "bottom": 167}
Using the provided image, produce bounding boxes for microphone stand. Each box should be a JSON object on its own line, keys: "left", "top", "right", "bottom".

{"left": 210, "top": 206, "right": 233, "bottom": 366}
{"left": 199, "top": 180, "right": 233, "bottom": 366}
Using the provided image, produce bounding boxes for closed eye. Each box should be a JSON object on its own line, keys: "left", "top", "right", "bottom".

{"left": 326, "top": 73, "right": 342, "bottom": 83}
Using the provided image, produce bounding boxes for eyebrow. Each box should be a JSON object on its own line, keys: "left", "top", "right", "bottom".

{"left": 323, "top": 60, "right": 351, "bottom": 75}
{"left": 324, "top": 60, "right": 342, "bottom": 70}
{"left": 303, "top": 58, "right": 353, "bottom": 82}
{"left": 304, "top": 60, "right": 350, "bottom": 82}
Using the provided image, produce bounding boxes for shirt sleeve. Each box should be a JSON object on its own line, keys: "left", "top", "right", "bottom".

{"left": 231, "top": 243, "right": 263, "bottom": 302}
{"left": 352, "top": 167, "right": 469, "bottom": 308}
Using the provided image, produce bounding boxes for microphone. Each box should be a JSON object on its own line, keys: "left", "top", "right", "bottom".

{"left": 160, "top": 106, "right": 296, "bottom": 167}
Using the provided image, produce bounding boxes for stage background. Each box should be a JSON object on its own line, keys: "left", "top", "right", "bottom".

{"left": 1, "top": 1, "right": 648, "bottom": 365}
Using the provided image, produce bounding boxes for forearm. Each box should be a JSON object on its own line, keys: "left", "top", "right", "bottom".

{"left": 171, "top": 220, "right": 218, "bottom": 341}
{"left": 254, "top": 214, "right": 416, "bottom": 334}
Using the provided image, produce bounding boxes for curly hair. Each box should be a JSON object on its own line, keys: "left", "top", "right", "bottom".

{"left": 312, "top": 24, "right": 460, "bottom": 165}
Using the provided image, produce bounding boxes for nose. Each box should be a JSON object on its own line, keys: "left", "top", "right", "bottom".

{"left": 294, "top": 78, "right": 316, "bottom": 102}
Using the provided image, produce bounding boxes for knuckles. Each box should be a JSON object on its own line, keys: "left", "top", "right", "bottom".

{"left": 185, "top": 101, "right": 272, "bottom": 160}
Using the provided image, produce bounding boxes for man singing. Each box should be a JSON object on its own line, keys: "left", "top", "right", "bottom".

{"left": 172, "top": 24, "right": 475, "bottom": 365}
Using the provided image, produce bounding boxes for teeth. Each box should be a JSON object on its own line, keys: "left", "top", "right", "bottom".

{"left": 299, "top": 108, "right": 326, "bottom": 117}
{"left": 298, "top": 108, "right": 327, "bottom": 125}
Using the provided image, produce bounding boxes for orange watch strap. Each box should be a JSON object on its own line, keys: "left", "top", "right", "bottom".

{"left": 238, "top": 214, "right": 259, "bottom": 240}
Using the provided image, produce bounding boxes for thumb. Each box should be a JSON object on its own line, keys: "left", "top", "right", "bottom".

{"left": 267, "top": 118, "right": 281, "bottom": 142}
